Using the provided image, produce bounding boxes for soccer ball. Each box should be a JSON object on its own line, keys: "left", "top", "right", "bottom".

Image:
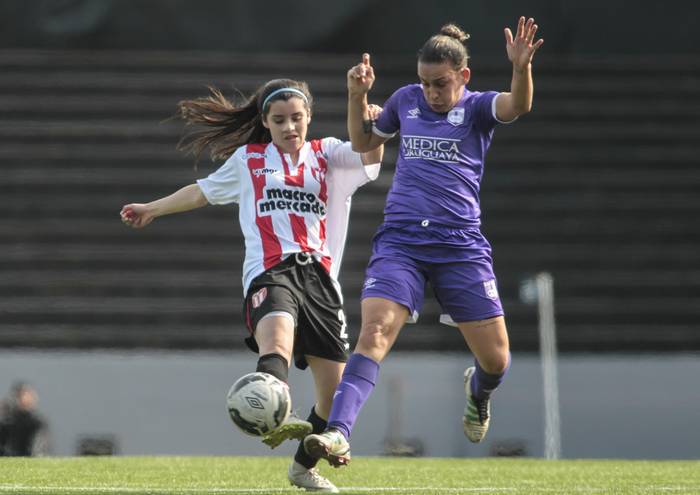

{"left": 226, "top": 372, "right": 291, "bottom": 436}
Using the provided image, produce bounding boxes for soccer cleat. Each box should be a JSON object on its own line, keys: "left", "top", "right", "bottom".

{"left": 303, "top": 429, "right": 351, "bottom": 467}
{"left": 287, "top": 461, "right": 339, "bottom": 493}
{"left": 463, "top": 366, "right": 491, "bottom": 443}
{"left": 261, "top": 414, "right": 312, "bottom": 449}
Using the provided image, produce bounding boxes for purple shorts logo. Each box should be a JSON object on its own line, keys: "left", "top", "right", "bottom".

{"left": 483, "top": 279, "right": 499, "bottom": 300}
{"left": 363, "top": 278, "right": 377, "bottom": 289}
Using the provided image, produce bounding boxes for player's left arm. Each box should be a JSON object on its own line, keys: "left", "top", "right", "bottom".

{"left": 360, "top": 104, "right": 384, "bottom": 165}
{"left": 495, "top": 16, "right": 544, "bottom": 123}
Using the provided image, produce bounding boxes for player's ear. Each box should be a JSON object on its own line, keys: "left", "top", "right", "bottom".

{"left": 261, "top": 114, "right": 270, "bottom": 129}
{"left": 460, "top": 67, "right": 471, "bottom": 85}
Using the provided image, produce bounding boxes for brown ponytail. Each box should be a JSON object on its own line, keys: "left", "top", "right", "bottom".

{"left": 176, "top": 79, "right": 313, "bottom": 163}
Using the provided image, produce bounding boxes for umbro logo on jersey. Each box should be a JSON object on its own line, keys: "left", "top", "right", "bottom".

{"left": 251, "top": 167, "right": 277, "bottom": 177}
{"left": 407, "top": 107, "right": 421, "bottom": 119}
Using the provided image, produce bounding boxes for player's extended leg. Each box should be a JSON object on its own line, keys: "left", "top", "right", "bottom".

{"left": 458, "top": 316, "right": 511, "bottom": 442}
{"left": 287, "top": 356, "right": 344, "bottom": 492}
{"left": 254, "top": 315, "right": 313, "bottom": 448}
{"left": 304, "top": 297, "right": 409, "bottom": 467}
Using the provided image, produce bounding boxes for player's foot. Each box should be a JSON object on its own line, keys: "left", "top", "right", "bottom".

{"left": 463, "top": 366, "right": 491, "bottom": 443}
{"left": 303, "top": 429, "right": 351, "bottom": 467}
{"left": 287, "top": 461, "right": 339, "bottom": 493}
{"left": 261, "top": 414, "right": 312, "bottom": 449}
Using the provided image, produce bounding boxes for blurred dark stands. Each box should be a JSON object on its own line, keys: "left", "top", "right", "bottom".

{"left": 2, "top": 50, "right": 700, "bottom": 351}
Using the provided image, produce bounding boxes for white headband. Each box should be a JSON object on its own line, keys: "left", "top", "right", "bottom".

{"left": 262, "top": 87, "right": 308, "bottom": 110}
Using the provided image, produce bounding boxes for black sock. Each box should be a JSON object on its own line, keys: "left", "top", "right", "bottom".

{"left": 256, "top": 353, "right": 289, "bottom": 383}
{"left": 294, "top": 406, "right": 327, "bottom": 469}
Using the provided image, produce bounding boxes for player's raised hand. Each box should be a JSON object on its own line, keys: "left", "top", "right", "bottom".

{"left": 505, "top": 17, "right": 544, "bottom": 71}
{"left": 120, "top": 203, "right": 154, "bottom": 229}
{"left": 347, "top": 53, "right": 375, "bottom": 96}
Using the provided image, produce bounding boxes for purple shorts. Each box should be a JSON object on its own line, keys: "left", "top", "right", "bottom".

{"left": 361, "top": 223, "right": 504, "bottom": 324}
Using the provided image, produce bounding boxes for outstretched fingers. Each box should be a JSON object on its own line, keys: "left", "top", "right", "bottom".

{"left": 516, "top": 16, "right": 526, "bottom": 38}
{"left": 527, "top": 21, "right": 538, "bottom": 44}
{"left": 531, "top": 37, "right": 544, "bottom": 54}
{"left": 504, "top": 27, "right": 514, "bottom": 46}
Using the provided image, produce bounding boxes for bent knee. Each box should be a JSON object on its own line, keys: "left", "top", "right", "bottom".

{"left": 355, "top": 322, "right": 393, "bottom": 360}
{"left": 480, "top": 351, "right": 511, "bottom": 375}
{"left": 357, "top": 322, "right": 389, "bottom": 349}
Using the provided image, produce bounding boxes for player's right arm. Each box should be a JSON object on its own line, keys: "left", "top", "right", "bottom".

{"left": 120, "top": 183, "right": 208, "bottom": 229}
{"left": 347, "top": 53, "right": 389, "bottom": 153}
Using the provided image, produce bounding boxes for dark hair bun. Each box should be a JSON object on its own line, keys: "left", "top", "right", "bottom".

{"left": 439, "top": 23, "right": 470, "bottom": 43}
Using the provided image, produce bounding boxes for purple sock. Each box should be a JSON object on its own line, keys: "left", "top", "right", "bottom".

{"left": 470, "top": 353, "right": 511, "bottom": 400}
{"left": 327, "top": 353, "right": 380, "bottom": 440}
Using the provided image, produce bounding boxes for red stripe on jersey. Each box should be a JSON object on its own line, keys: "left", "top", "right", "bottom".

{"left": 320, "top": 255, "right": 332, "bottom": 273}
{"left": 276, "top": 145, "right": 306, "bottom": 187}
{"left": 247, "top": 143, "right": 282, "bottom": 270}
{"left": 310, "top": 139, "right": 329, "bottom": 252}
{"left": 289, "top": 214, "right": 309, "bottom": 252}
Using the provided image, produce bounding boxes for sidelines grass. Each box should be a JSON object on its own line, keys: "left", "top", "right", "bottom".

{"left": 0, "top": 456, "right": 698, "bottom": 495}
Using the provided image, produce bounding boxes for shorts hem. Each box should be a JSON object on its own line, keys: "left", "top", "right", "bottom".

{"left": 302, "top": 352, "right": 348, "bottom": 364}
{"left": 440, "top": 311, "right": 504, "bottom": 327}
{"left": 361, "top": 290, "right": 415, "bottom": 318}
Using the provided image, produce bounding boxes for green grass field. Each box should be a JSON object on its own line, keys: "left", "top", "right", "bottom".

{"left": 1, "top": 456, "right": 698, "bottom": 495}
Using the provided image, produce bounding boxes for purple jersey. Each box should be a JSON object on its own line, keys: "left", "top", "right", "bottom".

{"left": 373, "top": 84, "right": 501, "bottom": 228}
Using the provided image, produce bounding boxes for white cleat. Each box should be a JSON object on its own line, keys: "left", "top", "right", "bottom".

{"left": 463, "top": 366, "right": 491, "bottom": 443}
{"left": 287, "top": 461, "right": 339, "bottom": 493}
{"left": 303, "top": 429, "right": 351, "bottom": 467}
{"left": 261, "top": 414, "right": 312, "bottom": 449}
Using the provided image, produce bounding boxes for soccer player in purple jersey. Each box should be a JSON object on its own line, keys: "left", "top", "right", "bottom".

{"left": 304, "top": 17, "right": 544, "bottom": 466}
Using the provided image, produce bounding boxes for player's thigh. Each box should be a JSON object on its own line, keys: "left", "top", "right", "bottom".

{"left": 306, "top": 355, "right": 345, "bottom": 419}
{"left": 245, "top": 283, "right": 300, "bottom": 364}
{"left": 255, "top": 315, "right": 296, "bottom": 365}
{"left": 457, "top": 316, "right": 510, "bottom": 374}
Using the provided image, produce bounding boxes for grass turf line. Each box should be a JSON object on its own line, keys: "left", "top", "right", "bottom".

{"left": 0, "top": 456, "right": 699, "bottom": 495}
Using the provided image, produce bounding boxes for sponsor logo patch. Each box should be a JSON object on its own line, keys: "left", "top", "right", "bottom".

{"left": 256, "top": 187, "right": 326, "bottom": 216}
{"left": 401, "top": 135, "right": 461, "bottom": 163}
{"left": 251, "top": 287, "right": 268, "bottom": 309}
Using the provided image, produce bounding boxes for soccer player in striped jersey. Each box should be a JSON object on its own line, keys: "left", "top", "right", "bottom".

{"left": 121, "top": 79, "right": 383, "bottom": 492}
{"left": 305, "top": 18, "right": 543, "bottom": 466}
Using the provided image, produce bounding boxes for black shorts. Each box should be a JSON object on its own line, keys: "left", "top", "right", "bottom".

{"left": 243, "top": 253, "right": 349, "bottom": 370}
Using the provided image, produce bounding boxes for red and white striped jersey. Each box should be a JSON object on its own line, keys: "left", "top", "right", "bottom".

{"left": 197, "top": 138, "right": 380, "bottom": 295}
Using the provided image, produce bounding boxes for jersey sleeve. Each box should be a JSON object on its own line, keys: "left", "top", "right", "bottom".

{"left": 372, "top": 88, "right": 402, "bottom": 138}
{"left": 473, "top": 91, "right": 518, "bottom": 131}
{"left": 196, "top": 148, "right": 243, "bottom": 205}
{"left": 322, "top": 137, "right": 380, "bottom": 197}
{"left": 470, "top": 91, "right": 502, "bottom": 132}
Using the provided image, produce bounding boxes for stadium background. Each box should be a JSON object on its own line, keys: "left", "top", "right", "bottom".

{"left": 1, "top": 0, "right": 699, "bottom": 458}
